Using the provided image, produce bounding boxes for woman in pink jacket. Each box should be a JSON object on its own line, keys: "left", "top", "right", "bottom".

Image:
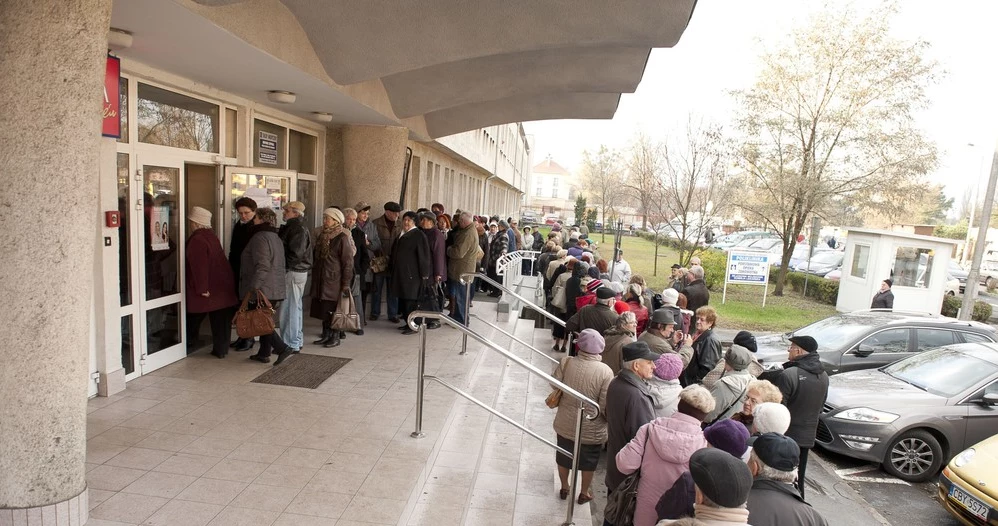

{"left": 615, "top": 384, "right": 716, "bottom": 526}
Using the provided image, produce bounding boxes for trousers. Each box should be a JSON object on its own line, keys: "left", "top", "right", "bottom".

{"left": 277, "top": 271, "right": 308, "bottom": 349}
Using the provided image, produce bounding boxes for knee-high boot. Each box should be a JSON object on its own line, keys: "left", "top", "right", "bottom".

{"left": 313, "top": 320, "right": 333, "bottom": 345}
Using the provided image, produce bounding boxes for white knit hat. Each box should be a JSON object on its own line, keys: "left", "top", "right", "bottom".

{"left": 323, "top": 207, "right": 344, "bottom": 224}
{"left": 189, "top": 206, "right": 212, "bottom": 227}
{"left": 753, "top": 402, "right": 792, "bottom": 434}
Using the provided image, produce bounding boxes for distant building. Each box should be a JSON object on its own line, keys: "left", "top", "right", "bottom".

{"left": 525, "top": 156, "right": 582, "bottom": 221}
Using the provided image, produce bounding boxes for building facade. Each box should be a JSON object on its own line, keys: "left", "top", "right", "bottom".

{"left": 524, "top": 157, "right": 581, "bottom": 221}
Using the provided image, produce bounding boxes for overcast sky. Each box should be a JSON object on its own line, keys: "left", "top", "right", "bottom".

{"left": 522, "top": 0, "right": 998, "bottom": 209}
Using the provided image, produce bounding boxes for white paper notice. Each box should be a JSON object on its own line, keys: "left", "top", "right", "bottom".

{"left": 150, "top": 206, "right": 170, "bottom": 251}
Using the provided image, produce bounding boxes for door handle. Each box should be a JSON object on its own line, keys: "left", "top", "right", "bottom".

{"left": 943, "top": 416, "right": 964, "bottom": 421}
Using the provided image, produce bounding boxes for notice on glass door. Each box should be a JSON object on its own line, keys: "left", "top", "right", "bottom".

{"left": 258, "top": 131, "right": 278, "bottom": 165}
{"left": 149, "top": 206, "right": 170, "bottom": 251}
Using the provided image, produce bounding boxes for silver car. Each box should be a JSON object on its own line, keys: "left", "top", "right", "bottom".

{"left": 817, "top": 343, "right": 998, "bottom": 482}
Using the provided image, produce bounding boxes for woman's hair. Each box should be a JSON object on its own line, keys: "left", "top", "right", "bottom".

{"left": 615, "top": 311, "right": 637, "bottom": 329}
{"left": 676, "top": 293, "right": 688, "bottom": 309}
{"left": 748, "top": 380, "right": 783, "bottom": 404}
{"left": 556, "top": 249, "right": 568, "bottom": 259}
{"left": 234, "top": 196, "right": 258, "bottom": 211}
{"left": 565, "top": 258, "right": 577, "bottom": 270}
{"left": 624, "top": 283, "right": 643, "bottom": 301}
{"left": 596, "top": 259, "right": 609, "bottom": 274}
{"left": 679, "top": 384, "right": 716, "bottom": 414}
{"left": 545, "top": 241, "right": 557, "bottom": 252}
{"left": 255, "top": 207, "right": 277, "bottom": 227}
{"left": 628, "top": 274, "right": 646, "bottom": 287}
{"left": 437, "top": 214, "right": 452, "bottom": 229}
{"left": 342, "top": 207, "right": 358, "bottom": 219}
{"left": 696, "top": 305, "right": 717, "bottom": 327}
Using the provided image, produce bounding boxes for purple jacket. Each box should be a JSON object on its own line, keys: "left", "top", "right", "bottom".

{"left": 421, "top": 227, "right": 446, "bottom": 281}
{"left": 616, "top": 412, "right": 708, "bottom": 526}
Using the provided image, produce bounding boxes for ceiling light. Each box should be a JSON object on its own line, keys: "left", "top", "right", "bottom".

{"left": 311, "top": 112, "right": 333, "bottom": 123}
{"left": 267, "top": 90, "right": 296, "bottom": 104}
{"left": 107, "top": 28, "right": 133, "bottom": 51}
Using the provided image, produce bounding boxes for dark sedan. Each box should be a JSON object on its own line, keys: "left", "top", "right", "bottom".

{"left": 816, "top": 343, "right": 998, "bottom": 482}
{"left": 754, "top": 311, "right": 998, "bottom": 375}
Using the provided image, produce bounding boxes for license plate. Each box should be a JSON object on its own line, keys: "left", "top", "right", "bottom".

{"left": 949, "top": 485, "right": 990, "bottom": 521}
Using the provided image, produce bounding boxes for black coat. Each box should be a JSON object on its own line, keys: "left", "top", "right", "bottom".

{"left": 351, "top": 226, "right": 370, "bottom": 279}
{"left": 605, "top": 370, "right": 656, "bottom": 491}
{"left": 681, "top": 328, "right": 722, "bottom": 387}
{"left": 871, "top": 289, "right": 894, "bottom": 309}
{"left": 760, "top": 352, "right": 830, "bottom": 448}
{"left": 228, "top": 219, "right": 254, "bottom": 278}
{"left": 390, "top": 228, "right": 431, "bottom": 300}
{"left": 683, "top": 279, "right": 710, "bottom": 313}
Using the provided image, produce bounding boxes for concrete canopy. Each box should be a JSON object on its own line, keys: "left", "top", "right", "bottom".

{"left": 183, "top": 0, "right": 699, "bottom": 137}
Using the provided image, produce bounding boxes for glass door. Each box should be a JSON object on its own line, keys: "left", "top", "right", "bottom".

{"left": 136, "top": 156, "right": 187, "bottom": 373}
{"left": 224, "top": 166, "right": 296, "bottom": 251}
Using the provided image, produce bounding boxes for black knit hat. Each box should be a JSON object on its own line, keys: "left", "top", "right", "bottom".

{"left": 689, "top": 448, "right": 753, "bottom": 508}
{"left": 733, "top": 331, "right": 757, "bottom": 353}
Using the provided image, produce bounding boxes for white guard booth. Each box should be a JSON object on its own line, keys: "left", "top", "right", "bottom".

{"left": 837, "top": 228, "right": 958, "bottom": 313}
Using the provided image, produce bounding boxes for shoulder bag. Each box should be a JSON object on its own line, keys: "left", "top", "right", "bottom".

{"left": 370, "top": 255, "right": 389, "bottom": 274}
{"left": 604, "top": 430, "right": 649, "bottom": 526}
{"left": 545, "top": 357, "right": 572, "bottom": 409}
{"left": 331, "top": 293, "right": 361, "bottom": 332}
{"left": 232, "top": 290, "right": 276, "bottom": 338}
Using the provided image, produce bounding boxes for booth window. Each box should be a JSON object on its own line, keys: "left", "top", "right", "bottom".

{"left": 892, "top": 246, "right": 933, "bottom": 288}
{"left": 850, "top": 244, "right": 870, "bottom": 279}
{"left": 137, "top": 83, "right": 219, "bottom": 153}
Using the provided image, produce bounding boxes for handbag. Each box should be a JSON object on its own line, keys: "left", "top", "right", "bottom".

{"left": 545, "top": 358, "right": 572, "bottom": 409}
{"left": 370, "top": 255, "right": 389, "bottom": 274}
{"left": 232, "top": 290, "right": 276, "bottom": 338}
{"left": 604, "top": 431, "right": 649, "bottom": 526}
{"left": 331, "top": 293, "right": 361, "bottom": 332}
{"left": 416, "top": 282, "right": 440, "bottom": 312}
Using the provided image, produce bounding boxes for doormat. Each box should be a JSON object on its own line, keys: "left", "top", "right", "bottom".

{"left": 250, "top": 354, "right": 352, "bottom": 389}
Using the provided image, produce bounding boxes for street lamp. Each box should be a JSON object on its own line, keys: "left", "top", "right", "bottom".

{"left": 963, "top": 143, "right": 986, "bottom": 265}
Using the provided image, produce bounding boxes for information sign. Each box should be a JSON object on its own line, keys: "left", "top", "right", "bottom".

{"left": 723, "top": 250, "right": 772, "bottom": 307}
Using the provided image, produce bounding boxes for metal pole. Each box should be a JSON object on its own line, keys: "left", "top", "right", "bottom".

{"left": 964, "top": 147, "right": 986, "bottom": 265}
{"left": 462, "top": 278, "right": 471, "bottom": 355}
{"left": 563, "top": 406, "right": 585, "bottom": 526}
{"left": 410, "top": 322, "right": 427, "bottom": 438}
{"left": 961, "top": 138, "right": 998, "bottom": 320}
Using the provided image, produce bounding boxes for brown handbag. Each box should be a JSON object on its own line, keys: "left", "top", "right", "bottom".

{"left": 232, "top": 290, "right": 276, "bottom": 338}
{"left": 545, "top": 358, "right": 572, "bottom": 409}
{"left": 370, "top": 255, "right": 389, "bottom": 274}
{"left": 331, "top": 293, "right": 361, "bottom": 332}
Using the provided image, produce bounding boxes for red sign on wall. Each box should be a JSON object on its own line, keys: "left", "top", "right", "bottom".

{"left": 102, "top": 55, "right": 121, "bottom": 138}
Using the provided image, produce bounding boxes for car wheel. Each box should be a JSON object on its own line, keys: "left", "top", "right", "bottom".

{"left": 882, "top": 429, "right": 943, "bottom": 482}
{"left": 947, "top": 290, "right": 955, "bottom": 296}
{"left": 987, "top": 277, "right": 996, "bottom": 289}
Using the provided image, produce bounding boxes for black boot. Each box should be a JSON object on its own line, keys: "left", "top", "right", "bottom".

{"left": 324, "top": 330, "right": 341, "bottom": 348}
{"left": 338, "top": 330, "right": 346, "bottom": 340}
{"left": 313, "top": 322, "right": 333, "bottom": 345}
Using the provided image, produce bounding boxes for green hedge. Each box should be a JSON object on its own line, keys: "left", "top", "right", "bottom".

{"left": 941, "top": 295, "right": 993, "bottom": 321}
{"left": 780, "top": 270, "right": 840, "bottom": 305}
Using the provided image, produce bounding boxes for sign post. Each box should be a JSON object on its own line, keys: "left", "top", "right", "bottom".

{"left": 722, "top": 251, "right": 772, "bottom": 307}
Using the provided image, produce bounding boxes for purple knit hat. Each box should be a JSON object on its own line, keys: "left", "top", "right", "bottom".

{"left": 653, "top": 353, "right": 683, "bottom": 381}
{"left": 703, "top": 419, "right": 751, "bottom": 458}
{"left": 577, "top": 329, "right": 605, "bottom": 355}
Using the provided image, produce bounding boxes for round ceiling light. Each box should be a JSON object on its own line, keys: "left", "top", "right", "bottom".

{"left": 107, "top": 28, "right": 133, "bottom": 51}
{"left": 267, "top": 90, "right": 296, "bottom": 104}
{"left": 311, "top": 112, "right": 334, "bottom": 123}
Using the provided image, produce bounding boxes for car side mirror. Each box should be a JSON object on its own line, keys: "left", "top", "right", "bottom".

{"left": 984, "top": 392, "right": 998, "bottom": 405}
{"left": 854, "top": 344, "right": 875, "bottom": 358}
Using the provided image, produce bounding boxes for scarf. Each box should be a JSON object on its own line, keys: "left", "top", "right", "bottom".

{"left": 316, "top": 223, "right": 345, "bottom": 261}
{"left": 692, "top": 503, "right": 750, "bottom": 523}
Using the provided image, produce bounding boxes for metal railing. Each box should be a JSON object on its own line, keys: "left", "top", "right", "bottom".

{"left": 468, "top": 312, "right": 559, "bottom": 365}
{"left": 459, "top": 272, "right": 571, "bottom": 356}
{"left": 407, "top": 311, "right": 598, "bottom": 526}
{"left": 495, "top": 250, "right": 542, "bottom": 305}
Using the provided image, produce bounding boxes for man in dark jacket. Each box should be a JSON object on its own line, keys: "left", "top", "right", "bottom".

{"left": 277, "top": 201, "right": 312, "bottom": 353}
{"left": 372, "top": 201, "right": 403, "bottom": 322}
{"left": 229, "top": 197, "right": 258, "bottom": 351}
{"left": 566, "top": 287, "right": 619, "bottom": 337}
{"left": 683, "top": 265, "right": 709, "bottom": 312}
{"left": 759, "top": 335, "right": 829, "bottom": 500}
{"left": 418, "top": 211, "right": 446, "bottom": 329}
{"left": 605, "top": 341, "right": 659, "bottom": 502}
{"left": 747, "top": 433, "right": 829, "bottom": 525}
{"left": 871, "top": 278, "right": 894, "bottom": 309}
{"left": 681, "top": 306, "right": 723, "bottom": 386}
{"left": 390, "top": 211, "right": 431, "bottom": 335}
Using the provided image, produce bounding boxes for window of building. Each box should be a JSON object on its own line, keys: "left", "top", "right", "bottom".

{"left": 137, "top": 83, "right": 219, "bottom": 152}
{"left": 568, "top": 186, "right": 577, "bottom": 200}
{"left": 850, "top": 244, "right": 871, "bottom": 279}
{"left": 253, "top": 119, "right": 287, "bottom": 168}
{"left": 117, "top": 77, "right": 129, "bottom": 144}
{"left": 289, "top": 129, "right": 317, "bottom": 174}
{"left": 892, "top": 246, "right": 933, "bottom": 288}
{"left": 224, "top": 108, "right": 237, "bottom": 158}
{"left": 551, "top": 177, "right": 559, "bottom": 199}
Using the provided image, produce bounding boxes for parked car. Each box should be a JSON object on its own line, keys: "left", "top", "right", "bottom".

{"left": 754, "top": 310, "right": 998, "bottom": 375}
{"left": 979, "top": 259, "right": 998, "bottom": 289}
{"left": 792, "top": 251, "right": 844, "bottom": 277}
{"left": 949, "top": 260, "right": 969, "bottom": 294}
{"left": 781, "top": 245, "right": 834, "bottom": 269}
{"left": 816, "top": 343, "right": 998, "bottom": 482}
{"left": 711, "top": 230, "right": 779, "bottom": 250}
{"left": 543, "top": 214, "right": 561, "bottom": 226}
{"left": 938, "top": 433, "right": 998, "bottom": 525}
{"left": 825, "top": 266, "right": 842, "bottom": 281}
{"left": 519, "top": 210, "right": 539, "bottom": 225}
{"left": 945, "top": 275, "right": 961, "bottom": 297}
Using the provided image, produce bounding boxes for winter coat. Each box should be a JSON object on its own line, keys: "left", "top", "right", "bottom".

{"left": 617, "top": 412, "right": 709, "bottom": 526}
{"left": 565, "top": 275, "right": 584, "bottom": 317}
{"left": 683, "top": 279, "right": 710, "bottom": 313}
{"left": 704, "top": 369, "right": 753, "bottom": 423}
{"left": 760, "top": 352, "right": 829, "bottom": 448}
{"left": 748, "top": 478, "right": 829, "bottom": 526}
{"left": 446, "top": 221, "right": 479, "bottom": 281}
{"left": 507, "top": 227, "right": 519, "bottom": 252}
{"left": 350, "top": 226, "right": 371, "bottom": 282}
{"left": 311, "top": 232, "right": 353, "bottom": 303}
{"left": 610, "top": 259, "right": 632, "bottom": 284}
{"left": 420, "top": 227, "right": 447, "bottom": 281}
{"left": 185, "top": 228, "right": 238, "bottom": 313}
{"left": 639, "top": 331, "right": 693, "bottom": 368}
{"left": 606, "top": 370, "right": 656, "bottom": 491}
{"left": 239, "top": 224, "right": 286, "bottom": 300}
{"left": 566, "top": 303, "right": 618, "bottom": 336}
{"left": 356, "top": 218, "right": 381, "bottom": 255}
{"left": 531, "top": 231, "right": 544, "bottom": 251}
{"left": 551, "top": 354, "right": 613, "bottom": 444}
{"left": 278, "top": 216, "right": 313, "bottom": 272}
{"left": 390, "top": 228, "right": 432, "bottom": 300}
{"left": 702, "top": 356, "right": 763, "bottom": 390}
{"left": 627, "top": 300, "right": 649, "bottom": 336}
{"left": 682, "top": 328, "right": 723, "bottom": 387}
{"left": 871, "top": 289, "right": 894, "bottom": 309}
{"left": 602, "top": 328, "right": 636, "bottom": 377}
{"left": 656, "top": 471, "right": 694, "bottom": 522}
{"left": 228, "top": 219, "right": 253, "bottom": 281}
{"left": 477, "top": 231, "right": 489, "bottom": 273}
{"left": 649, "top": 377, "right": 683, "bottom": 419}
{"left": 373, "top": 214, "right": 402, "bottom": 260}
{"left": 490, "top": 231, "right": 509, "bottom": 268}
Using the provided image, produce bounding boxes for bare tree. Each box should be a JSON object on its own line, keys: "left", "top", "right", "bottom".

{"left": 733, "top": 2, "right": 939, "bottom": 295}
{"left": 623, "top": 133, "right": 663, "bottom": 230}
{"left": 580, "top": 145, "right": 624, "bottom": 243}
{"left": 657, "top": 116, "right": 732, "bottom": 266}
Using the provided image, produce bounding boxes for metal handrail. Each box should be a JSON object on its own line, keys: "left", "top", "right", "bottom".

{"left": 407, "top": 311, "right": 596, "bottom": 526}
{"left": 469, "top": 313, "right": 559, "bottom": 365}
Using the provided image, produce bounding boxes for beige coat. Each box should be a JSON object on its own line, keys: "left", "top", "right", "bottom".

{"left": 551, "top": 354, "right": 613, "bottom": 445}
{"left": 602, "top": 328, "right": 636, "bottom": 377}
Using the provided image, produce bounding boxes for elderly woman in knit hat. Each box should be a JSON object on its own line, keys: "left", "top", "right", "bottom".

{"left": 550, "top": 328, "right": 613, "bottom": 504}
{"left": 702, "top": 330, "right": 765, "bottom": 389}
{"left": 616, "top": 385, "right": 716, "bottom": 526}
{"left": 649, "top": 353, "right": 684, "bottom": 418}
{"left": 185, "top": 206, "right": 238, "bottom": 358}
{"left": 309, "top": 207, "right": 354, "bottom": 348}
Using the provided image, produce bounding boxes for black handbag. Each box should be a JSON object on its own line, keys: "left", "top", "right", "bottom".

{"left": 417, "top": 282, "right": 440, "bottom": 312}
{"left": 604, "top": 432, "right": 648, "bottom": 526}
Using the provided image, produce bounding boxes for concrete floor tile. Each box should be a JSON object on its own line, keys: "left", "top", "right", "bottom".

{"left": 474, "top": 472, "right": 518, "bottom": 493}
{"left": 93, "top": 426, "right": 157, "bottom": 447}
{"left": 86, "top": 439, "right": 129, "bottom": 465}
{"left": 206, "top": 506, "right": 279, "bottom": 526}
{"left": 407, "top": 503, "right": 464, "bottom": 526}
{"left": 340, "top": 496, "right": 407, "bottom": 524}
{"left": 142, "top": 499, "right": 222, "bottom": 526}
{"left": 87, "top": 488, "right": 117, "bottom": 510}
{"left": 426, "top": 465, "right": 475, "bottom": 487}
{"left": 334, "top": 437, "right": 388, "bottom": 456}
{"left": 135, "top": 431, "right": 199, "bottom": 452}
{"left": 468, "top": 488, "right": 516, "bottom": 512}
{"left": 118, "top": 412, "right": 178, "bottom": 431}
{"left": 320, "top": 452, "right": 378, "bottom": 475}
{"left": 181, "top": 437, "right": 240, "bottom": 458}
{"left": 463, "top": 507, "right": 513, "bottom": 526}
{"left": 229, "top": 483, "right": 299, "bottom": 513}
{"left": 272, "top": 512, "right": 338, "bottom": 526}
{"left": 162, "top": 416, "right": 219, "bottom": 436}
{"left": 202, "top": 458, "right": 270, "bottom": 483}
{"left": 416, "top": 483, "right": 471, "bottom": 509}
{"left": 121, "top": 471, "right": 197, "bottom": 499}
{"left": 283, "top": 491, "right": 352, "bottom": 519}
{"left": 272, "top": 447, "right": 331, "bottom": 469}
{"left": 303, "top": 468, "right": 368, "bottom": 495}
{"left": 226, "top": 442, "right": 287, "bottom": 464}
{"left": 143, "top": 400, "right": 201, "bottom": 418}
{"left": 176, "top": 478, "right": 248, "bottom": 506}
{"left": 152, "top": 452, "right": 222, "bottom": 477}
{"left": 90, "top": 492, "right": 168, "bottom": 524}
{"left": 87, "top": 465, "right": 149, "bottom": 491}
{"left": 253, "top": 463, "right": 318, "bottom": 490}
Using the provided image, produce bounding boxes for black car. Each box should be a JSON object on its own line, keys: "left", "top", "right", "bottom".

{"left": 754, "top": 311, "right": 998, "bottom": 375}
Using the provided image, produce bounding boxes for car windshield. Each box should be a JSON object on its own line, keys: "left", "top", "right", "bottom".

{"left": 883, "top": 347, "right": 998, "bottom": 398}
{"left": 791, "top": 315, "right": 879, "bottom": 352}
{"left": 749, "top": 239, "right": 780, "bottom": 250}
{"left": 809, "top": 251, "right": 842, "bottom": 264}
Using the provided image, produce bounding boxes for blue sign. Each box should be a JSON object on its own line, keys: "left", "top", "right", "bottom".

{"left": 726, "top": 251, "right": 771, "bottom": 285}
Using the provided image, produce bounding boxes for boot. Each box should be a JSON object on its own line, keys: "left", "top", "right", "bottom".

{"left": 313, "top": 321, "right": 333, "bottom": 345}
{"left": 324, "top": 330, "right": 341, "bottom": 348}
{"left": 338, "top": 330, "right": 346, "bottom": 340}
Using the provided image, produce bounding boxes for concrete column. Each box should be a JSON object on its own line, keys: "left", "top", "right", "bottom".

{"left": 341, "top": 125, "right": 409, "bottom": 213}
{"left": 0, "top": 0, "right": 111, "bottom": 518}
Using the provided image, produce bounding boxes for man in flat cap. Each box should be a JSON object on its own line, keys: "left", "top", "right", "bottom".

{"left": 604, "top": 341, "right": 659, "bottom": 504}
{"left": 747, "top": 433, "right": 829, "bottom": 525}
{"left": 566, "top": 286, "right": 619, "bottom": 340}
{"left": 371, "top": 201, "right": 403, "bottom": 322}
{"left": 639, "top": 308, "right": 693, "bottom": 367}
{"left": 759, "top": 335, "right": 828, "bottom": 499}
{"left": 657, "top": 448, "right": 753, "bottom": 524}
